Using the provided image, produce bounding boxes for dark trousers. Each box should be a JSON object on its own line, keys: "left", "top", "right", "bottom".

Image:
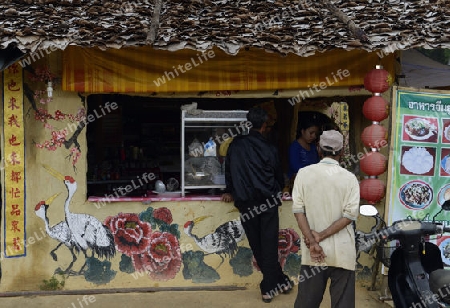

{"left": 240, "top": 205, "right": 291, "bottom": 295}
{"left": 294, "top": 265, "right": 355, "bottom": 308}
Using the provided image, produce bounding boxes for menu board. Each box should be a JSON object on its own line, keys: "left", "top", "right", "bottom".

{"left": 388, "top": 88, "right": 450, "bottom": 222}
{"left": 387, "top": 88, "right": 450, "bottom": 264}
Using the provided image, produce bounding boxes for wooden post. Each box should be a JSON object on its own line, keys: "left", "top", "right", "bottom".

{"left": 320, "top": 0, "right": 370, "bottom": 43}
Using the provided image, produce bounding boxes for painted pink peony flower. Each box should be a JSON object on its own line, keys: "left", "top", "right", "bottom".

{"left": 253, "top": 228, "right": 300, "bottom": 270}
{"left": 153, "top": 207, "right": 173, "bottom": 224}
{"left": 132, "top": 231, "right": 181, "bottom": 281}
{"left": 278, "top": 228, "right": 300, "bottom": 256}
{"left": 104, "top": 213, "right": 152, "bottom": 256}
{"left": 278, "top": 228, "right": 300, "bottom": 268}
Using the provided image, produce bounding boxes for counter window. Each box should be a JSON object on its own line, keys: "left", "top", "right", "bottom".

{"left": 86, "top": 95, "right": 274, "bottom": 199}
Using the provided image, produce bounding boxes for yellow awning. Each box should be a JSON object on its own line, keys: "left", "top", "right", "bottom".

{"left": 62, "top": 46, "right": 395, "bottom": 93}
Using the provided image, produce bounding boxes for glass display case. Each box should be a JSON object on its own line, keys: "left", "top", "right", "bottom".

{"left": 181, "top": 109, "right": 249, "bottom": 196}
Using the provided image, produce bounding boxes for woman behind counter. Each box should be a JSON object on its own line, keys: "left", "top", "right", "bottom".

{"left": 288, "top": 119, "right": 320, "bottom": 181}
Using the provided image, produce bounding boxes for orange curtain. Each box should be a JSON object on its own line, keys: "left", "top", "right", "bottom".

{"left": 62, "top": 46, "right": 395, "bottom": 93}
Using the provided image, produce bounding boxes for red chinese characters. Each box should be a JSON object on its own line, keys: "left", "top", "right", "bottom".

{"left": 11, "top": 204, "right": 21, "bottom": 216}
{"left": 7, "top": 79, "right": 21, "bottom": 91}
{"left": 3, "top": 63, "right": 25, "bottom": 257}
{"left": 10, "top": 171, "right": 22, "bottom": 183}
{"left": 7, "top": 63, "right": 20, "bottom": 74}
{"left": 8, "top": 97, "right": 19, "bottom": 110}
{"left": 7, "top": 114, "right": 21, "bottom": 128}
{"left": 8, "top": 134, "right": 21, "bottom": 146}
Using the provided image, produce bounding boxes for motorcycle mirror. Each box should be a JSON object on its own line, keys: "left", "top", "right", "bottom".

{"left": 359, "top": 204, "right": 379, "bottom": 216}
{"left": 442, "top": 200, "right": 450, "bottom": 211}
{"left": 432, "top": 199, "right": 450, "bottom": 223}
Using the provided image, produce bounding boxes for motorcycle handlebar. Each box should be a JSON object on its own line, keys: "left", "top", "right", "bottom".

{"left": 359, "top": 220, "right": 450, "bottom": 253}
{"left": 363, "top": 220, "right": 443, "bottom": 245}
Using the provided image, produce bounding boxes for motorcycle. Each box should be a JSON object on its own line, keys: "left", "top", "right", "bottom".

{"left": 359, "top": 201, "right": 450, "bottom": 308}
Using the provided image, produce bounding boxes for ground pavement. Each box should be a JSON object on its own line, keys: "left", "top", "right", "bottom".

{"left": 0, "top": 283, "right": 393, "bottom": 308}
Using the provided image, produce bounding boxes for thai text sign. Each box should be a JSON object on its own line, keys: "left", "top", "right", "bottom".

{"left": 388, "top": 88, "right": 450, "bottom": 225}
{"left": 3, "top": 63, "right": 26, "bottom": 257}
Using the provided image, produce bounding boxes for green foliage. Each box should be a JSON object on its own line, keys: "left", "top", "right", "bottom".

{"left": 39, "top": 274, "right": 65, "bottom": 291}
{"left": 159, "top": 222, "right": 181, "bottom": 238}
{"left": 283, "top": 253, "right": 302, "bottom": 278}
{"left": 83, "top": 257, "right": 117, "bottom": 285}
{"left": 140, "top": 206, "right": 181, "bottom": 238}
{"left": 445, "top": 50, "right": 450, "bottom": 64}
{"left": 229, "top": 247, "right": 253, "bottom": 277}
{"left": 139, "top": 207, "right": 156, "bottom": 229}
{"left": 182, "top": 250, "right": 220, "bottom": 283}
{"left": 417, "top": 48, "right": 450, "bottom": 65}
{"left": 119, "top": 254, "right": 135, "bottom": 274}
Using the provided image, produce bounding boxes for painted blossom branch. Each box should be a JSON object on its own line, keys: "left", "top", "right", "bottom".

{"left": 24, "top": 78, "right": 86, "bottom": 169}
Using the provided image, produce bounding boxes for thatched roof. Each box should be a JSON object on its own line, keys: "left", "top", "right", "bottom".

{"left": 1, "top": 0, "right": 449, "bottom": 57}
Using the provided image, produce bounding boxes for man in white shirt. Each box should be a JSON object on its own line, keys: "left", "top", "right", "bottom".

{"left": 292, "top": 130, "right": 360, "bottom": 308}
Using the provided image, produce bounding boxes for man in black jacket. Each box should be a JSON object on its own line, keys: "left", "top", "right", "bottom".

{"left": 221, "top": 107, "right": 292, "bottom": 303}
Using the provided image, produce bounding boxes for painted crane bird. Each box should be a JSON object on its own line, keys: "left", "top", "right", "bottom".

{"left": 184, "top": 216, "right": 245, "bottom": 268}
{"left": 34, "top": 193, "right": 82, "bottom": 274}
{"left": 43, "top": 164, "right": 116, "bottom": 273}
{"left": 214, "top": 219, "right": 246, "bottom": 244}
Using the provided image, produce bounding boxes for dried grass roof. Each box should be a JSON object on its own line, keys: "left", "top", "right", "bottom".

{"left": 1, "top": 0, "right": 449, "bottom": 56}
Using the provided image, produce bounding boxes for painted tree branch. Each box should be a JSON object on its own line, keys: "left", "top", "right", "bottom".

{"left": 64, "top": 92, "right": 87, "bottom": 151}
{"left": 24, "top": 80, "right": 86, "bottom": 168}
{"left": 320, "top": 0, "right": 370, "bottom": 43}
{"left": 63, "top": 119, "right": 85, "bottom": 151}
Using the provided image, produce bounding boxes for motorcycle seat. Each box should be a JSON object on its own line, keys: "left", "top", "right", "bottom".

{"left": 429, "top": 269, "right": 450, "bottom": 304}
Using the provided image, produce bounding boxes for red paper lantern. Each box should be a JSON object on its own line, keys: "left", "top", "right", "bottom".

{"left": 364, "top": 67, "right": 392, "bottom": 93}
{"left": 360, "top": 151, "right": 387, "bottom": 176}
{"left": 361, "top": 124, "right": 388, "bottom": 148}
{"left": 360, "top": 178, "right": 386, "bottom": 204}
{"left": 363, "top": 96, "right": 389, "bottom": 122}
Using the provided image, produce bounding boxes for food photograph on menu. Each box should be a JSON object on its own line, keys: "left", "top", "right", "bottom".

{"left": 437, "top": 183, "right": 450, "bottom": 207}
{"left": 398, "top": 179, "right": 433, "bottom": 210}
{"left": 437, "top": 235, "right": 450, "bottom": 266}
{"left": 402, "top": 115, "right": 438, "bottom": 143}
{"left": 442, "top": 118, "right": 450, "bottom": 144}
{"left": 400, "top": 146, "right": 435, "bottom": 176}
{"left": 440, "top": 148, "right": 450, "bottom": 176}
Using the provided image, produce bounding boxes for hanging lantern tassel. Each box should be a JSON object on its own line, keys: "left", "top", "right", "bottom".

{"left": 360, "top": 178, "right": 386, "bottom": 204}
{"left": 360, "top": 151, "right": 387, "bottom": 176}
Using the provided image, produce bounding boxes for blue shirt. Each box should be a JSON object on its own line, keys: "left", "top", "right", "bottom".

{"left": 288, "top": 140, "right": 319, "bottom": 179}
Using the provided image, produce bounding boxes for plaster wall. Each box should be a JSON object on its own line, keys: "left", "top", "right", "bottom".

{"left": 0, "top": 52, "right": 387, "bottom": 292}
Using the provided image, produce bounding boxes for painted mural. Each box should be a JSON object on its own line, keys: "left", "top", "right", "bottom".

{"left": 107, "top": 209, "right": 182, "bottom": 281}
{"left": 18, "top": 63, "right": 305, "bottom": 288}
{"left": 37, "top": 165, "right": 116, "bottom": 283}
{"left": 34, "top": 193, "right": 80, "bottom": 274}
{"left": 25, "top": 66, "right": 84, "bottom": 168}
{"left": 35, "top": 165, "right": 302, "bottom": 285}
{"left": 183, "top": 216, "right": 245, "bottom": 268}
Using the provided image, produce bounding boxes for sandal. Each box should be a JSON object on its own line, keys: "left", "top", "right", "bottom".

{"left": 282, "top": 280, "right": 294, "bottom": 294}
{"left": 262, "top": 294, "right": 273, "bottom": 303}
